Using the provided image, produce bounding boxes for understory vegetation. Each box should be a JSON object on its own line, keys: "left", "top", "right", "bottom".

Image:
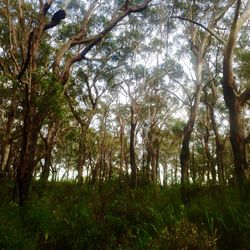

{"left": 1, "top": 180, "right": 250, "bottom": 250}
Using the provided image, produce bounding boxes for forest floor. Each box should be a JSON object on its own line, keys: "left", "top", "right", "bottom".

{"left": 0, "top": 179, "right": 250, "bottom": 249}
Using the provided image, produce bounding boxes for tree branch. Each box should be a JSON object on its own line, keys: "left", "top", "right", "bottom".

{"left": 165, "top": 89, "right": 190, "bottom": 107}
{"left": 170, "top": 15, "right": 226, "bottom": 45}
{"left": 236, "top": 0, "right": 250, "bottom": 31}
{"left": 54, "top": 0, "right": 99, "bottom": 74}
{"left": 213, "top": 0, "right": 237, "bottom": 23}
{"left": 86, "top": 77, "right": 97, "bottom": 109}
{"left": 64, "top": 92, "right": 83, "bottom": 126}
{"left": 239, "top": 87, "right": 250, "bottom": 106}
{"left": 59, "top": 0, "right": 152, "bottom": 84}
{"left": 6, "top": 0, "right": 20, "bottom": 76}
{"left": 222, "top": 0, "right": 242, "bottom": 96}
{"left": 244, "top": 133, "right": 250, "bottom": 144}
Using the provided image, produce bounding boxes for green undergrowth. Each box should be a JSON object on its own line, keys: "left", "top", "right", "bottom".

{"left": 0, "top": 180, "right": 250, "bottom": 249}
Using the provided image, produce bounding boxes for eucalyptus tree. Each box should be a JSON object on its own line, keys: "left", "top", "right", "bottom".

{"left": 194, "top": 104, "right": 216, "bottom": 184}
{"left": 142, "top": 72, "right": 181, "bottom": 183}
{"left": 202, "top": 79, "right": 229, "bottom": 184}
{"left": 170, "top": 1, "right": 236, "bottom": 201}
{"left": 65, "top": 66, "right": 108, "bottom": 183}
{"left": 106, "top": 11, "right": 158, "bottom": 186}
{"left": 0, "top": 77, "right": 20, "bottom": 176}
{"left": 39, "top": 119, "right": 63, "bottom": 182}
{"left": 160, "top": 118, "right": 185, "bottom": 185}
{"left": 115, "top": 102, "right": 133, "bottom": 180}
{"left": 87, "top": 99, "right": 120, "bottom": 184}
{"left": 114, "top": 63, "right": 153, "bottom": 187}
{"left": 0, "top": 0, "right": 152, "bottom": 204}
{"left": 177, "top": 0, "right": 250, "bottom": 188}
{"left": 122, "top": 73, "right": 144, "bottom": 187}
{"left": 221, "top": 0, "right": 250, "bottom": 187}
{"left": 52, "top": 124, "right": 79, "bottom": 181}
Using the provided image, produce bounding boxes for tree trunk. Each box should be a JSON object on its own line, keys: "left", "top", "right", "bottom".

{"left": 190, "top": 144, "right": 196, "bottom": 183}
{"left": 16, "top": 106, "right": 43, "bottom": 205}
{"left": 151, "top": 136, "right": 160, "bottom": 184}
{"left": 1, "top": 143, "right": 11, "bottom": 174}
{"left": 163, "top": 160, "right": 168, "bottom": 186}
{"left": 210, "top": 107, "right": 225, "bottom": 184}
{"left": 40, "top": 121, "right": 60, "bottom": 182}
{"left": 222, "top": 1, "right": 250, "bottom": 188}
{"left": 180, "top": 53, "right": 203, "bottom": 204}
{"left": 40, "top": 150, "right": 52, "bottom": 182}
{"left": 151, "top": 151, "right": 157, "bottom": 183}
{"left": 108, "top": 149, "right": 113, "bottom": 180}
{"left": 130, "top": 106, "right": 137, "bottom": 188}
{"left": 156, "top": 141, "right": 160, "bottom": 183}
{"left": 0, "top": 108, "right": 15, "bottom": 174}
{"left": 172, "top": 0, "right": 233, "bottom": 202}
{"left": 203, "top": 123, "right": 216, "bottom": 185}
{"left": 77, "top": 134, "right": 86, "bottom": 184}
{"left": 118, "top": 118, "right": 125, "bottom": 179}
{"left": 141, "top": 129, "right": 147, "bottom": 181}
{"left": 146, "top": 142, "right": 151, "bottom": 182}
{"left": 222, "top": 80, "right": 248, "bottom": 186}
{"left": 174, "top": 154, "right": 178, "bottom": 184}
{"left": 180, "top": 83, "right": 203, "bottom": 184}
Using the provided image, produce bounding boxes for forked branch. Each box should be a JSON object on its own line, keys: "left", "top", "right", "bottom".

{"left": 170, "top": 15, "right": 226, "bottom": 45}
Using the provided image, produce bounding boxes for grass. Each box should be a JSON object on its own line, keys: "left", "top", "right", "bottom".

{"left": 0, "top": 180, "right": 250, "bottom": 249}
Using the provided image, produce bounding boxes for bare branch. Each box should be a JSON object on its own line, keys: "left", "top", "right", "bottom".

{"left": 170, "top": 15, "right": 226, "bottom": 45}
{"left": 171, "top": 78, "right": 192, "bottom": 104}
{"left": 164, "top": 89, "right": 190, "bottom": 107}
{"left": 213, "top": 0, "right": 237, "bottom": 23}
{"left": 43, "top": 0, "right": 54, "bottom": 15}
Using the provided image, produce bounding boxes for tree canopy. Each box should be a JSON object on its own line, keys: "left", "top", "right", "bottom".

{"left": 1, "top": 0, "right": 250, "bottom": 249}
{"left": 0, "top": 0, "right": 249, "bottom": 203}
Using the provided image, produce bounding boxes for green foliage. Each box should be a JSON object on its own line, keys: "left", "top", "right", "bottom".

{"left": 171, "top": 118, "right": 186, "bottom": 135}
{"left": 0, "top": 181, "right": 250, "bottom": 249}
{"left": 33, "top": 70, "right": 66, "bottom": 119}
{"left": 0, "top": 191, "right": 35, "bottom": 250}
{"left": 152, "top": 218, "right": 217, "bottom": 250}
{"left": 236, "top": 49, "right": 250, "bottom": 83}
{"left": 58, "top": 23, "right": 78, "bottom": 40}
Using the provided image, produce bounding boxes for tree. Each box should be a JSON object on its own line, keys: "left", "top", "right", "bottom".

{"left": 0, "top": 0, "right": 152, "bottom": 205}
{"left": 39, "top": 119, "right": 62, "bottom": 182}
{"left": 203, "top": 79, "right": 228, "bottom": 184}
{"left": 221, "top": 0, "right": 250, "bottom": 189}
{"left": 172, "top": 3, "right": 230, "bottom": 202}
{"left": 171, "top": 1, "right": 237, "bottom": 202}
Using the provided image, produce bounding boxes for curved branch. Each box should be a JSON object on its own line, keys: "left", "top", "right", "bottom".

{"left": 59, "top": 0, "right": 152, "bottom": 84}
{"left": 164, "top": 89, "right": 190, "bottom": 107}
{"left": 170, "top": 15, "right": 226, "bottom": 45}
